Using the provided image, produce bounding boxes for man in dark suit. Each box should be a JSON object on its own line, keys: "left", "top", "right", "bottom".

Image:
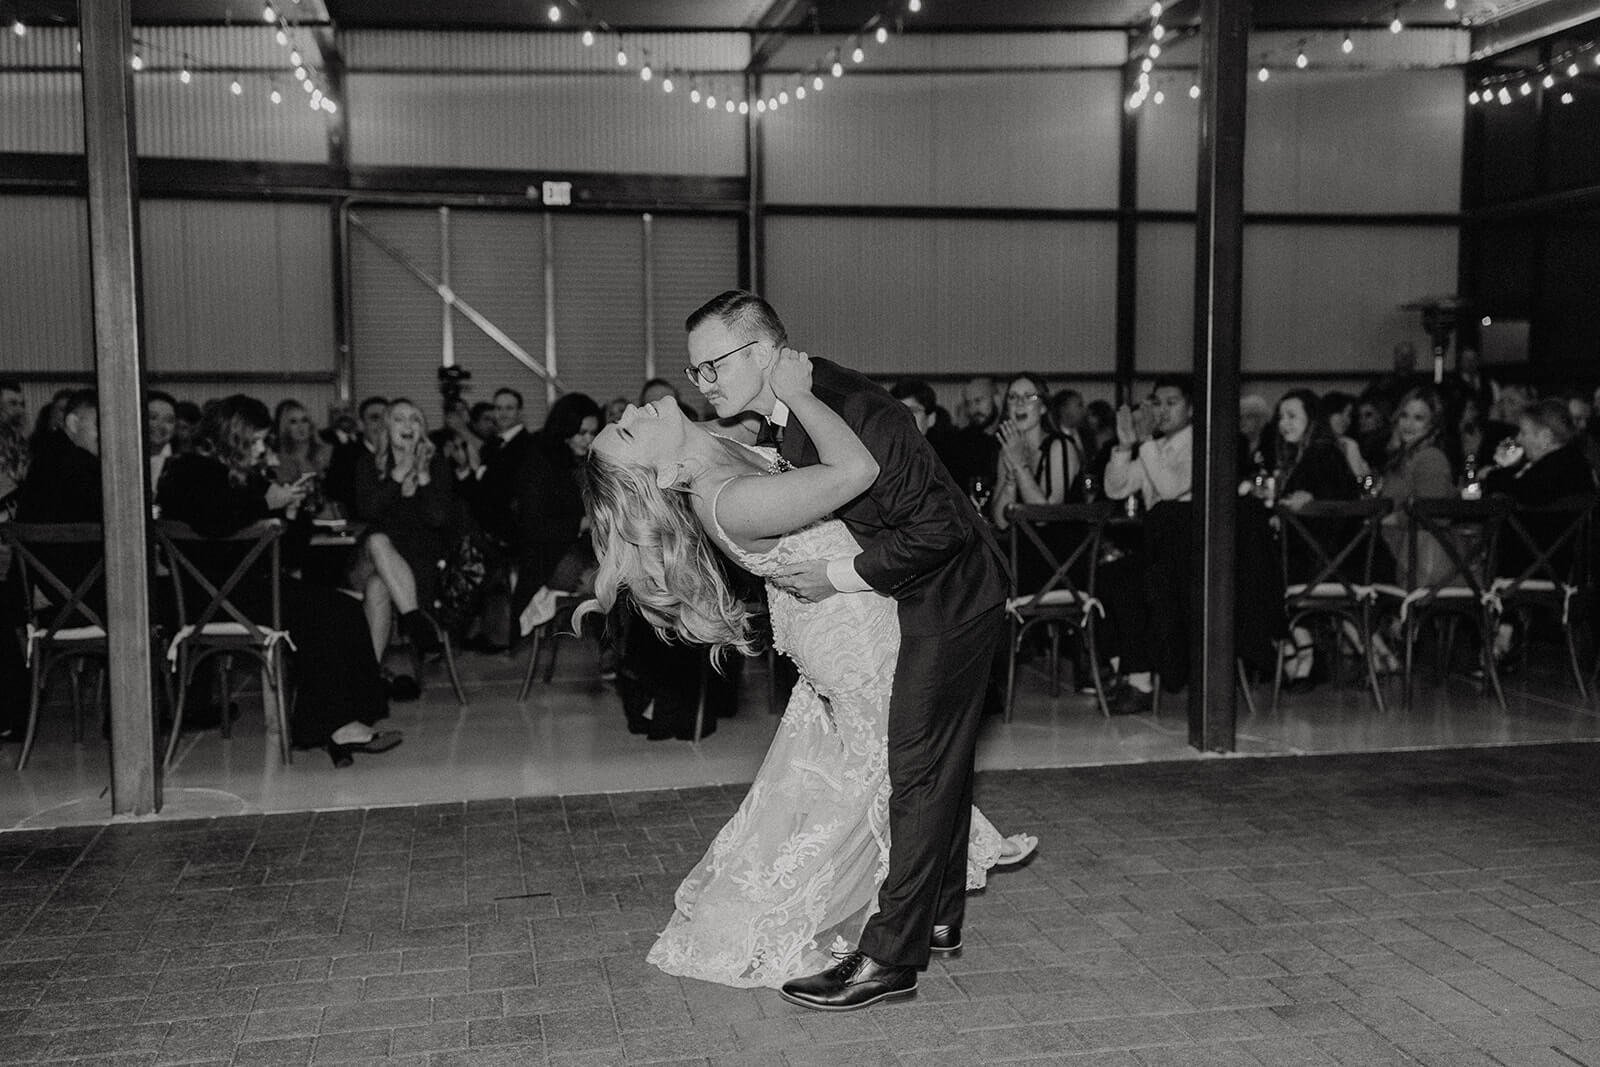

{"left": 685, "top": 291, "right": 1008, "bottom": 1011}
{"left": 323, "top": 396, "right": 388, "bottom": 513}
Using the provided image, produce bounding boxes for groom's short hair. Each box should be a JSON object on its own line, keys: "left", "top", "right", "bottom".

{"left": 686, "top": 290, "right": 789, "bottom": 347}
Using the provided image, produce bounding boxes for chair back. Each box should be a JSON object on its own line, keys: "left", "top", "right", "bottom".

{"left": 0, "top": 522, "right": 107, "bottom": 641}
{"left": 1004, "top": 502, "right": 1117, "bottom": 612}
{"left": 1495, "top": 493, "right": 1596, "bottom": 595}
{"left": 1403, "top": 497, "right": 1510, "bottom": 600}
{"left": 1275, "top": 497, "right": 1392, "bottom": 602}
{"left": 153, "top": 519, "right": 284, "bottom": 642}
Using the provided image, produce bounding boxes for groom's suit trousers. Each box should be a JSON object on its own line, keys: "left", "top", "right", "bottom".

{"left": 856, "top": 603, "right": 1004, "bottom": 969}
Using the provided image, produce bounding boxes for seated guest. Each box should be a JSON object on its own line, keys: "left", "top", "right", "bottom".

{"left": 1355, "top": 391, "right": 1393, "bottom": 471}
{"left": 173, "top": 400, "right": 203, "bottom": 454}
{"left": 511, "top": 392, "right": 602, "bottom": 633}
{"left": 1562, "top": 391, "right": 1600, "bottom": 479}
{"left": 462, "top": 387, "right": 533, "bottom": 651}
{"left": 28, "top": 387, "right": 74, "bottom": 460}
{"left": 1100, "top": 377, "right": 1195, "bottom": 713}
{"left": 1082, "top": 398, "right": 1117, "bottom": 495}
{"left": 891, "top": 378, "right": 961, "bottom": 478}
{"left": 146, "top": 391, "right": 178, "bottom": 493}
{"left": 1240, "top": 394, "right": 1273, "bottom": 468}
{"left": 1317, "top": 391, "right": 1370, "bottom": 481}
{"left": 272, "top": 399, "right": 330, "bottom": 492}
{"left": 1378, "top": 386, "right": 1457, "bottom": 587}
{"left": 1454, "top": 393, "right": 1514, "bottom": 484}
{"left": 158, "top": 395, "right": 396, "bottom": 767}
{"left": 17, "top": 389, "right": 100, "bottom": 523}
{"left": 352, "top": 398, "right": 457, "bottom": 699}
{"left": 0, "top": 379, "right": 23, "bottom": 437}
{"left": 430, "top": 397, "right": 484, "bottom": 486}
{"left": 944, "top": 375, "right": 1002, "bottom": 499}
{"left": 0, "top": 381, "right": 30, "bottom": 512}
{"left": 1050, "top": 388, "right": 1088, "bottom": 465}
{"left": 323, "top": 395, "right": 387, "bottom": 513}
{"left": 991, "top": 372, "right": 1072, "bottom": 529}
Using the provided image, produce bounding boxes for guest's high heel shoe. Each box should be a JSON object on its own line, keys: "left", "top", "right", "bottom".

{"left": 326, "top": 730, "right": 403, "bottom": 768}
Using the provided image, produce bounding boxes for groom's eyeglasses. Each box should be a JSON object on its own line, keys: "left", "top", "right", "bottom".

{"left": 685, "top": 339, "right": 759, "bottom": 386}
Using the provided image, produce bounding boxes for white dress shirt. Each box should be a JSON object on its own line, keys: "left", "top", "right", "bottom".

{"left": 1105, "top": 424, "right": 1194, "bottom": 508}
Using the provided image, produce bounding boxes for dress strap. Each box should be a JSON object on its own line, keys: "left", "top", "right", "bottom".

{"left": 707, "top": 476, "right": 764, "bottom": 564}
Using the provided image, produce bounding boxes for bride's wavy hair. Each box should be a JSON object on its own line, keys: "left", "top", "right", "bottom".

{"left": 579, "top": 449, "right": 757, "bottom": 663}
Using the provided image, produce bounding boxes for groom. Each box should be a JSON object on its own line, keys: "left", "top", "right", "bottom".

{"left": 685, "top": 291, "right": 1008, "bottom": 1010}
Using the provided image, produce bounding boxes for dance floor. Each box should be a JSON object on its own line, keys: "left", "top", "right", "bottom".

{"left": 6, "top": 743, "right": 1600, "bottom": 1064}
{"left": 2, "top": 637, "right": 1599, "bottom": 830}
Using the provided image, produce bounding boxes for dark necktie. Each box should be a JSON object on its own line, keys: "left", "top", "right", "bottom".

{"left": 755, "top": 419, "right": 783, "bottom": 448}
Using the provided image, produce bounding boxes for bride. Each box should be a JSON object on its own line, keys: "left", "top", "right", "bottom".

{"left": 581, "top": 347, "right": 1035, "bottom": 989}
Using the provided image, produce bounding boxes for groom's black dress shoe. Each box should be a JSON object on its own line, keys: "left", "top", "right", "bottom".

{"left": 779, "top": 952, "right": 917, "bottom": 1012}
{"left": 929, "top": 925, "right": 962, "bottom": 955}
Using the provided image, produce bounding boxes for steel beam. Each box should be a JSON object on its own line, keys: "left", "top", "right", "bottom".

{"left": 1188, "top": 0, "right": 1251, "bottom": 753}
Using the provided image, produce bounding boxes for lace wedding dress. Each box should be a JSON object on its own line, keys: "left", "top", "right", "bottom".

{"left": 645, "top": 445, "right": 1007, "bottom": 988}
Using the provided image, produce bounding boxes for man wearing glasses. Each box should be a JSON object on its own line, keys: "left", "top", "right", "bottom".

{"left": 684, "top": 290, "right": 1008, "bottom": 1011}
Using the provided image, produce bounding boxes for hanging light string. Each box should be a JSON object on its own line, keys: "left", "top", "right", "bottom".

{"left": 1466, "top": 37, "right": 1597, "bottom": 105}
{"left": 549, "top": 0, "right": 925, "bottom": 117}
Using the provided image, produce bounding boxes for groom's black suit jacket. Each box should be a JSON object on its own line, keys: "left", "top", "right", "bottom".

{"left": 779, "top": 358, "right": 1008, "bottom": 637}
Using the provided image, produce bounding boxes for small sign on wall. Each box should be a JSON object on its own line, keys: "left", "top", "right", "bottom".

{"left": 541, "top": 181, "right": 572, "bottom": 207}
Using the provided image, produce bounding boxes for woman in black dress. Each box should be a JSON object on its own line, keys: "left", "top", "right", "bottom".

{"left": 157, "top": 395, "right": 396, "bottom": 767}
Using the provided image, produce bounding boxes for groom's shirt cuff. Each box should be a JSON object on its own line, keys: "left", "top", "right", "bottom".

{"left": 826, "top": 556, "right": 872, "bottom": 593}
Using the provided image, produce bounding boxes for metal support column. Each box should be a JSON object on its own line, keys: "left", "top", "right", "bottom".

{"left": 1115, "top": 49, "right": 1142, "bottom": 407}
{"left": 1188, "top": 0, "right": 1250, "bottom": 752}
{"left": 81, "top": 0, "right": 158, "bottom": 814}
{"left": 744, "top": 70, "right": 765, "bottom": 294}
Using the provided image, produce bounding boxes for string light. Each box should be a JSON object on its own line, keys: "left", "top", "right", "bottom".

{"left": 706, "top": 94, "right": 716, "bottom": 108}
{"left": 640, "top": 64, "right": 652, "bottom": 81}
{"left": 739, "top": 100, "right": 749, "bottom": 114}
{"left": 261, "top": 3, "right": 276, "bottom": 24}
{"left": 875, "top": 26, "right": 888, "bottom": 44}
{"left": 778, "top": 89, "right": 789, "bottom": 104}
{"left": 581, "top": 29, "right": 594, "bottom": 46}
{"left": 1569, "top": 63, "right": 1580, "bottom": 76}
{"left": 1342, "top": 34, "right": 1354, "bottom": 54}
{"left": 1519, "top": 81, "right": 1532, "bottom": 95}
{"left": 690, "top": 87, "right": 701, "bottom": 102}
{"left": 796, "top": 84, "right": 806, "bottom": 99}
{"left": 1153, "top": 89, "right": 1165, "bottom": 103}
{"left": 1542, "top": 73, "right": 1555, "bottom": 88}
{"left": 130, "top": 53, "right": 145, "bottom": 71}
{"left": 725, "top": 99, "right": 735, "bottom": 112}
{"left": 908, "top": 0, "right": 921, "bottom": 11}
{"left": 1257, "top": 65, "right": 1270, "bottom": 82}
{"left": 1141, "top": 57, "right": 1154, "bottom": 73}
{"left": 756, "top": 99, "right": 767, "bottom": 113}
{"left": 230, "top": 79, "right": 242, "bottom": 94}
{"left": 1498, "top": 87, "right": 1511, "bottom": 104}
{"left": 1389, "top": 10, "right": 1403, "bottom": 33}
{"left": 294, "top": 66, "right": 306, "bottom": 80}
{"left": 10, "top": 20, "right": 25, "bottom": 36}
{"left": 616, "top": 47, "right": 628, "bottom": 67}
{"left": 302, "top": 77, "right": 314, "bottom": 92}
{"left": 1444, "top": 0, "right": 1456, "bottom": 8}
{"left": 322, "top": 98, "right": 337, "bottom": 114}
{"left": 851, "top": 42, "right": 865, "bottom": 63}
{"left": 832, "top": 60, "right": 844, "bottom": 77}
{"left": 1189, "top": 83, "right": 1200, "bottom": 99}
{"left": 179, "top": 63, "right": 192, "bottom": 84}
{"left": 274, "top": 28, "right": 287, "bottom": 45}
{"left": 270, "top": 87, "right": 282, "bottom": 104}
{"left": 1467, "top": 89, "right": 1480, "bottom": 104}
{"left": 289, "top": 50, "right": 302, "bottom": 66}
{"left": 1295, "top": 47, "right": 1309, "bottom": 69}
{"left": 1150, "top": 2, "right": 1163, "bottom": 16}
{"left": 1149, "top": 43, "right": 1161, "bottom": 59}
{"left": 546, "top": 4, "right": 561, "bottom": 23}
{"left": 1561, "top": 91, "right": 1574, "bottom": 104}
{"left": 813, "top": 75, "right": 824, "bottom": 90}
{"left": 662, "top": 76, "right": 673, "bottom": 92}
{"left": 1152, "top": 24, "right": 1165, "bottom": 40}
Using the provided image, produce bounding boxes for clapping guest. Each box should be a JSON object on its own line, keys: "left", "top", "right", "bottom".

{"left": 272, "top": 400, "right": 330, "bottom": 491}
{"left": 1378, "top": 386, "right": 1457, "bottom": 587}
{"left": 157, "top": 395, "right": 396, "bottom": 767}
{"left": 991, "top": 373, "right": 1071, "bottom": 529}
{"left": 352, "top": 398, "right": 456, "bottom": 699}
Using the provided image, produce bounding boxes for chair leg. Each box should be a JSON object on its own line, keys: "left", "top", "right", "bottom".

{"left": 691, "top": 657, "right": 709, "bottom": 743}
{"left": 1150, "top": 675, "right": 1162, "bottom": 715}
{"left": 1271, "top": 633, "right": 1285, "bottom": 715}
{"left": 516, "top": 629, "right": 543, "bottom": 703}
{"left": 1048, "top": 625, "right": 1061, "bottom": 699}
{"left": 262, "top": 649, "right": 291, "bottom": 766}
{"left": 543, "top": 630, "right": 561, "bottom": 684}
{"left": 1567, "top": 623, "right": 1590, "bottom": 703}
{"left": 1003, "top": 617, "right": 1019, "bottom": 723}
{"left": 164, "top": 650, "right": 192, "bottom": 770}
{"left": 441, "top": 632, "right": 467, "bottom": 707}
{"left": 1085, "top": 618, "right": 1111, "bottom": 719}
{"left": 1361, "top": 606, "right": 1387, "bottom": 715}
{"left": 1236, "top": 658, "right": 1257, "bottom": 718}
{"left": 68, "top": 661, "right": 84, "bottom": 744}
{"left": 1402, "top": 616, "right": 1416, "bottom": 711}
{"left": 217, "top": 656, "right": 234, "bottom": 739}
{"left": 18, "top": 654, "right": 47, "bottom": 771}
{"left": 1482, "top": 610, "right": 1507, "bottom": 712}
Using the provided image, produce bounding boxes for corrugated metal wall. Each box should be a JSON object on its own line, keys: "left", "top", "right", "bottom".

{"left": 341, "top": 30, "right": 748, "bottom": 72}
{"left": 763, "top": 31, "right": 1126, "bottom": 71}
{"left": 552, "top": 215, "right": 648, "bottom": 409}
{"left": 140, "top": 200, "right": 334, "bottom": 375}
{"left": 762, "top": 70, "right": 1122, "bottom": 208}
{"left": 345, "top": 73, "right": 744, "bottom": 175}
{"left": 0, "top": 196, "right": 94, "bottom": 374}
{"left": 650, "top": 215, "right": 741, "bottom": 379}
{"left": 765, "top": 216, "right": 1118, "bottom": 377}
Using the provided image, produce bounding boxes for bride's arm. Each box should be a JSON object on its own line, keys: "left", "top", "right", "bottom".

{"left": 713, "top": 347, "right": 879, "bottom": 543}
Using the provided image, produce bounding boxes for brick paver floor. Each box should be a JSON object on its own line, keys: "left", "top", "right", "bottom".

{"left": 7, "top": 744, "right": 1600, "bottom": 1065}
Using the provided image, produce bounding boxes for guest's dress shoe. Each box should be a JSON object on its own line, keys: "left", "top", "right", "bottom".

{"left": 779, "top": 952, "right": 916, "bottom": 1012}
{"left": 929, "top": 925, "right": 962, "bottom": 955}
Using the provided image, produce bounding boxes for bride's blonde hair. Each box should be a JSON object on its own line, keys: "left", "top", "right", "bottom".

{"left": 580, "top": 449, "right": 757, "bottom": 662}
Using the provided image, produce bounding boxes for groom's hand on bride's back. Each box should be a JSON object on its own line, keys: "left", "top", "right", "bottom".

{"left": 769, "top": 346, "right": 813, "bottom": 399}
{"left": 772, "top": 559, "right": 838, "bottom": 603}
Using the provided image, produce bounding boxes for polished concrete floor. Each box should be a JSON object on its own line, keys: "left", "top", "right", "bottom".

{"left": 7, "top": 744, "right": 1600, "bottom": 1064}
{"left": 2, "top": 634, "right": 1598, "bottom": 830}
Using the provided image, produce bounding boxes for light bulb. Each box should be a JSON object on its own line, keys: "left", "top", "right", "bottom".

{"left": 756, "top": 99, "right": 767, "bottom": 113}
{"left": 1257, "top": 65, "right": 1270, "bottom": 82}
{"left": 302, "top": 77, "right": 314, "bottom": 92}
{"left": 1189, "top": 83, "right": 1200, "bottom": 99}
{"left": 851, "top": 45, "right": 865, "bottom": 63}
{"left": 1150, "top": 2, "right": 1163, "bottom": 16}
{"left": 795, "top": 85, "right": 806, "bottom": 99}
{"left": 616, "top": 48, "right": 627, "bottom": 66}
{"left": 270, "top": 88, "right": 282, "bottom": 103}
{"left": 1342, "top": 34, "right": 1354, "bottom": 54}
{"left": 581, "top": 29, "right": 594, "bottom": 46}
{"left": 179, "top": 67, "right": 192, "bottom": 84}
{"left": 1467, "top": 89, "right": 1480, "bottom": 104}
{"left": 690, "top": 87, "right": 701, "bottom": 102}
{"left": 1149, "top": 43, "right": 1161, "bottom": 59}
{"left": 767, "top": 97, "right": 778, "bottom": 109}
{"left": 1520, "top": 81, "right": 1532, "bottom": 95}
{"left": 1141, "top": 57, "right": 1154, "bottom": 73}
{"left": 1153, "top": 89, "right": 1165, "bottom": 104}
{"left": 230, "top": 79, "right": 242, "bottom": 94}
{"left": 1389, "top": 14, "right": 1402, "bottom": 33}
{"left": 832, "top": 60, "right": 844, "bottom": 77}
{"left": 294, "top": 66, "right": 306, "bottom": 80}
{"left": 875, "top": 26, "right": 888, "bottom": 44}
{"left": 738, "top": 100, "right": 748, "bottom": 113}
{"left": 725, "top": 99, "right": 735, "bottom": 112}
{"left": 1152, "top": 24, "right": 1165, "bottom": 40}
{"left": 322, "top": 98, "right": 336, "bottom": 113}
{"left": 1296, "top": 50, "right": 1308, "bottom": 69}
{"left": 131, "top": 54, "right": 145, "bottom": 71}
{"left": 311, "top": 89, "right": 322, "bottom": 104}
{"left": 640, "top": 65, "right": 652, "bottom": 81}
{"left": 706, "top": 95, "right": 716, "bottom": 108}
{"left": 908, "top": 0, "right": 921, "bottom": 11}
{"left": 1562, "top": 91, "right": 1574, "bottom": 104}
{"left": 813, "top": 75, "right": 824, "bottom": 90}
{"left": 262, "top": 3, "right": 276, "bottom": 23}
{"left": 1593, "top": 52, "right": 1600, "bottom": 66}
{"left": 1498, "top": 87, "right": 1511, "bottom": 104}
{"left": 1128, "top": 94, "right": 1144, "bottom": 110}
{"left": 1542, "top": 74, "right": 1554, "bottom": 88}
{"left": 662, "top": 77, "right": 673, "bottom": 93}
{"left": 308, "top": 95, "right": 318, "bottom": 109}
{"left": 1445, "top": 0, "right": 1456, "bottom": 8}
{"left": 274, "top": 29, "right": 287, "bottom": 45}
{"left": 778, "top": 90, "right": 788, "bottom": 104}
{"left": 546, "top": 4, "right": 561, "bottom": 22}
{"left": 10, "top": 20, "right": 25, "bottom": 36}
{"left": 1569, "top": 63, "right": 1580, "bottom": 77}
{"left": 289, "top": 50, "right": 301, "bottom": 65}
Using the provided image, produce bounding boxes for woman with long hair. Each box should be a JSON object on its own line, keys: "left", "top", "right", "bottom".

{"left": 582, "top": 350, "right": 1033, "bottom": 989}
{"left": 351, "top": 398, "right": 457, "bottom": 699}
{"left": 272, "top": 399, "right": 329, "bottom": 489}
{"left": 1271, "top": 389, "right": 1359, "bottom": 510}
{"left": 1378, "top": 385, "right": 1457, "bottom": 586}
{"left": 157, "top": 394, "right": 397, "bottom": 766}
{"left": 990, "top": 372, "right": 1072, "bottom": 528}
